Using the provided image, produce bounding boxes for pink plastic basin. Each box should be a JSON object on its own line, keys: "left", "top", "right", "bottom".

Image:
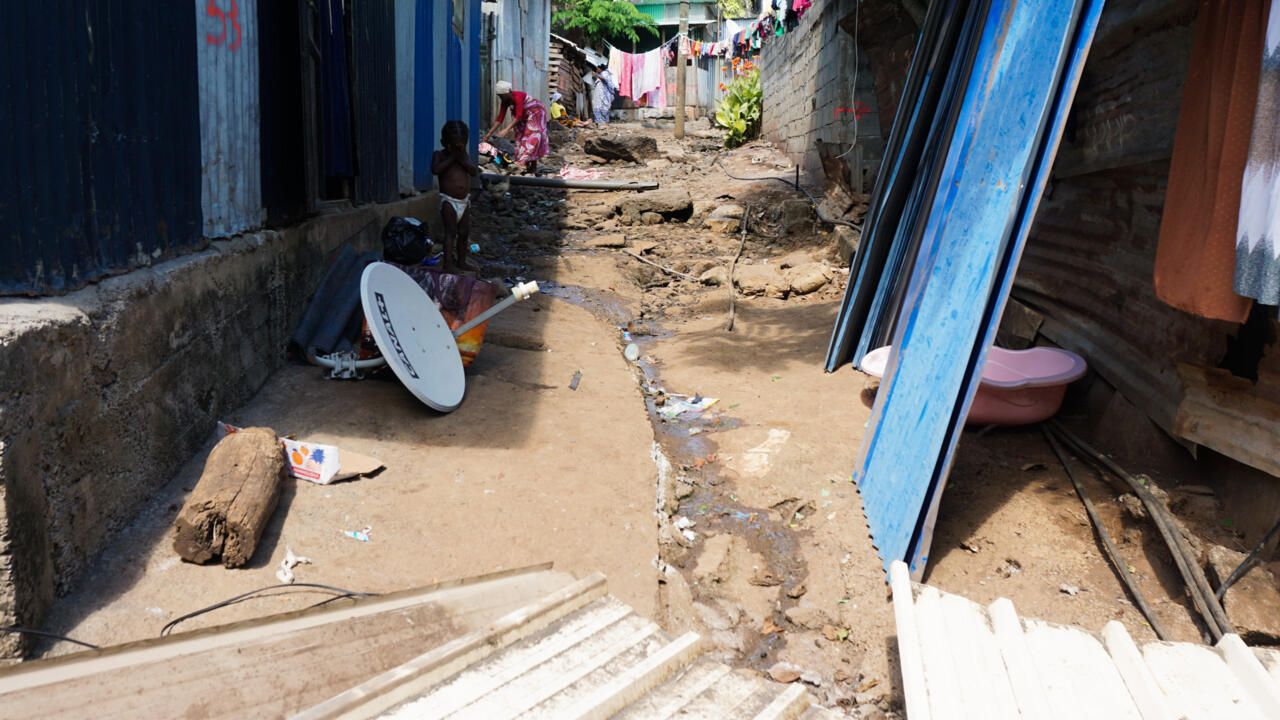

{"left": 859, "top": 345, "right": 1088, "bottom": 426}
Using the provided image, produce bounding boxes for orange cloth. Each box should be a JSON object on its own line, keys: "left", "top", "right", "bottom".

{"left": 1153, "top": 0, "right": 1267, "bottom": 323}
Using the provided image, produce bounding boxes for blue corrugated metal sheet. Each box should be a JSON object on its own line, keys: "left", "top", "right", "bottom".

{"left": 396, "top": 0, "right": 417, "bottom": 195}
{"left": 351, "top": 0, "right": 399, "bottom": 205}
{"left": 468, "top": 0, "right": 482, "bottom": 154}
{"left": 850, "top": 0, "right": 1104, "bottom": 577}
{"left": 412, "top": 0, "right": 437, "bottom": 190}
{"left": 196, "top": 0, "right": 263, "bottom": 238}
{"left": 0, "top": 1, "right": 203, "bottom": 296}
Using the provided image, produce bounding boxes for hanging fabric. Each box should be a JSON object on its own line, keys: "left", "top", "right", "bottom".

{"left": 1153, "top": 0, "right": 1268, "bottom": 323}
{"left": 1236, "top": 0, "right": 1280, "bottom": 306}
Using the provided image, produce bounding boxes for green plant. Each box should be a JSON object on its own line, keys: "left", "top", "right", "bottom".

{"left": 552, "top": 0, "right": 659, "bottom": 45}
{"left": 714, "top": 69, "right": 762, "bottom": 148}
{"left": 717, "top": 0, "right": 750, "bottom": 17}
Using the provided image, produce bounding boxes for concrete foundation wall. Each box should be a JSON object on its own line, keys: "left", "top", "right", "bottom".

{"left": 758, "top": 0, "right": 883, "bottom": 181}
{"left": 0, "top": 196, "right": 434, "bottom": 656}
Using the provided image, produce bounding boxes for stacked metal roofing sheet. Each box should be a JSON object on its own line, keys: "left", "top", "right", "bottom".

{"left": 827, "top": 0, "right": 1106, "bottom": 576}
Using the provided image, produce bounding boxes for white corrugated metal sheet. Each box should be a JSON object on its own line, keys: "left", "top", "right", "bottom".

{"left": 195, "top": 0, "right": 263, "bottom": 238}
{"left": 395, "top": 0, "right": 416, "bottom": 195}
{"left": 889, "top": 561, "right": 1280, "bottom": 719}
{"left": 492, "top": 0, "right": 550, "bottom": 101}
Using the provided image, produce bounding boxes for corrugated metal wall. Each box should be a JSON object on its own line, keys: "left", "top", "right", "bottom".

{"left": 411, "top": 0, "right": 481, "bottom": 191}
{"left": 493, "top": 0, "right": 551, "bottom": 102}
{"left": 258, "top": 0, "right": 308, "bottom": 226}
{"left": 395, "top": 0, "right": 417, "bottom": 195}
{"left": 351, "top": 0, "right": 399, "bottom": 205}
{"left": 1012, "top": 0, "right": 1224, "bottom": 432}
{"left": 195, "top": 0, "right": 263, "bottom": 237}
{"left": 0, "top": 1, "right": 203, "bottom": 296}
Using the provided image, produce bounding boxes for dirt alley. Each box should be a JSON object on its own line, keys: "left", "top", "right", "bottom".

{"left": 35, "top": 120, "right": 1262, "bottom": 717}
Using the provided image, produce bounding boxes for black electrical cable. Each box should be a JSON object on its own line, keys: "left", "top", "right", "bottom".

{"left": 713, "top": 157, "right": 862, "bottom": 230}
{"left": 1215, "top": 516, "right": 1280, "bottom": 601}
{"left": 1, "top": 626, "right": 100, "bottom": 650}
{"left": 160, "top": 583, "right": 376, "bottom": 637}
{"left": 1043, "top": 427, "right": 1169, "bottom": 640}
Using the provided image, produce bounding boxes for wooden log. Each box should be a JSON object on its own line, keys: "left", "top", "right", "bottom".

{"left": 173, "top": 427, "right": 285, "bottom": 567}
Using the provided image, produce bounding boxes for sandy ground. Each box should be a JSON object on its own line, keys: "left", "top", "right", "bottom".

{"left": 32, "top": 121, "right": 1274, "bottom": 717}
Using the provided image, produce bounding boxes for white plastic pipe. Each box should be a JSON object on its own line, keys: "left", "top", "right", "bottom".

{"left": 453, "top": 281, "right": 540, "bottom": 337}
{"left": 306, "top": 351, "right": 387, "bottom": 370}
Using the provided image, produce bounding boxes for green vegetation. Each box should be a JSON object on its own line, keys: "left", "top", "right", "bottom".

{"left": 718, "top": 0, "right": 750, "bottom": 17}
{"left": 552, "top": 0, "right": 660, "bottom": 45}
{"left": 714, "top": 69, "right": 762, "bottom": 148}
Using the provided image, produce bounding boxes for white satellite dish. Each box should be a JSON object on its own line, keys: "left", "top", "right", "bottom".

{"left": 360, "top": 262, "right": 466, "bottom": 412}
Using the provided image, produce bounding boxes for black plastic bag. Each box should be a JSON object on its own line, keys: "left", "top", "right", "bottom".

{"left": 381, "top": 216, "right": 434, "bottom": 265}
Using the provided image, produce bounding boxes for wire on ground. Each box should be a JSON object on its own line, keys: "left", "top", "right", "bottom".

{"left": 160, "top": 582, "right": 376, "bottom": 637}
{"left": 1043, "top": 426, "right": 1169, "bottom": 640}
{"left": 713, "top": 157, "right": 861, "bottom": 230}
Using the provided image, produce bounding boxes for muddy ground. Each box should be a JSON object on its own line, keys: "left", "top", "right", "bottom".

{"left": 33, "top": 121, "right": 1280, "bottom": 717}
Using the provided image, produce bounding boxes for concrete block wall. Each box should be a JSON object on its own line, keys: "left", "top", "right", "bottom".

{"left": 0, "top": 195, "right": 435, "bottom": 656}
{"left": 758, "top": 0, "right": 884, "bottom": 181}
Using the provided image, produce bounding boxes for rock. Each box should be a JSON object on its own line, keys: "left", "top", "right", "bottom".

{"left": 833, "top": 225, "right": 860, "bottom": 264}
{"left": 694, "top": 534, "right": 734, "bottom": 584}
{"left": 644, "top": 159, "right": 672, "bottom": 171}
{"left": 800, "top": 671, "right": 823, "bottom": 687}
{"left": 695, "top": 598, "right": 742, "bottom": 632}
{"left": 632, "top": 240, "right": 660, "bottom": 254}
{"left": 735, "top": 264, "right": 788, "bottom": 298}
{"left": 784, "top": 604, "right": 833, "bottom": 629}
{"left": 583, "top": 134, "right": 659, "bottom": 162}
{"left": 704, "top": 204, "right": 745, "bottom": 234}
{"left": 779, "top": 198, "right": 814, "bottom": 232}
{"left": 641, "top": 211, "right": 664, "bottom": 225}
{"left": 1207, "top": 544, "right": 1280, "bottom": 644}
{"left": 585, "top": 233, "right": 627, "bottom": 249}
{"left": 788, "top": 263, "right": 833, "bottom": 295}
{"left": 1059, "top": 583, "right": 1080, "bottom": 597}
{"left": 616, "top": 189, "right": 693, "bottom": 224}
{"left": 691, "top": 200, "right": 716, "bottom": 221}
{"left": 817, "top": 184, "right": 856, "bottom": 220}
{"left": 1117, "top": 494, "right": 1146, "bottom": 520}
{"left": 786, "top": 583, "right": 807, "bottom": 599}
{"left": 700, "top": 266, "right": 729, "bottom": 286}
{"left": 768, "top": 662, "right": 804, "bottom": 684}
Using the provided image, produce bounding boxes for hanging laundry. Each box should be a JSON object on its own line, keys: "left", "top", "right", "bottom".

{"left": 636, "top": 47, "right": 665, "bottom": 99}
{"left": 793, "top": 0, "right": 813, "bottom": 15}
{"left": 1154, "top": 0, "right": 1267, "bottom": 323}
{"left": 608, "top": 46, "right": 631, "bottom": 99}
{"left": 1236, "top": 0, "right": 1280, "bottom": 306}
{"left": 630, "top": 50, "right": 647, "bottom": 101}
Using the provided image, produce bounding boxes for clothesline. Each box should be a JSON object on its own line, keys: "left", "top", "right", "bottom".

{"left": 602, "top": 33, "right": 684, "bottom": 55}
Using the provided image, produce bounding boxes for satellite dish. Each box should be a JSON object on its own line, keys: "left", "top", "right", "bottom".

{"left": 360, "top": 262, "right": 466, "bottom": 412}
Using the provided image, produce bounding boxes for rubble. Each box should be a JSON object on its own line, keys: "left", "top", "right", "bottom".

{"left": 615, "top": 189, "right": 693, "bottom": 225}
{"left": 700, "top": 267, "right": 729, "bottom": 286}
{"left": 586, "top": 233, "right": 628, "bottom": 249}
{"left": 583, "top": 134, "right": 659, "bottom": 163}
{"left": 779, "top": 198, "right": 814, "bottom": 233}
{"left": 704, "top": 204, "right": 745, "bottom": 233}
{"left": 784, "top": 603, "right": 833, "bottom": 629}
{"left": 1206, "top": 544, "right": 1280, "bottom": 644}
{"left": 734, "top": 263, "right": 788, "bottom": 298}
{"left": 787, "top": 263, "right": 833, "bottom": 295}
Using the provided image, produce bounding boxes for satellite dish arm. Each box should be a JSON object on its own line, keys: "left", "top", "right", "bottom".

{"left": 452, "top": 281, "right": 540, "bottom": 337}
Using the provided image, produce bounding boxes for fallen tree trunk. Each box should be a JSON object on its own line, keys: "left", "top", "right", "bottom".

{"left": 173, "top": 427, "right": 286, "bottom": 567}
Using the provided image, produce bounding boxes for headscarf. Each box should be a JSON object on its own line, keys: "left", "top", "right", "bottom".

{"left": 495, "top": 80, "right": 512, "bottom": 96}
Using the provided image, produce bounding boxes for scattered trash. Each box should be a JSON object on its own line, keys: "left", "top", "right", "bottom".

{"left": 762, "top": 617, "right": 784, "bottom": 635}
{"left": 657, "top": 394, "right": 719, "bottom": 420}
{"left": 800, "top": 670, "right": 823, "bottom": 687}
{"left": 960, "top": 540, "right": 982, "bottom": 554}
{"left": 624, "top": 343, "right": 641, "bottom": 362}
{"left": 1060, "top": 583, "right": 1080, "bottom": 596}
{"left": 275, "top": 546, "right": 313, "bottom": 584}
{"left": 998, "top": 558, "right": 1023, "bottom": 578}
{"left": 569, "top": 370, "right": 582, "bottom": 391}
{"left": 220, "top": 422, "right": 385, "bottom": 485}
{"left": 559, "top": 166, "right": 604, "bottom": 181}
{"left": 469, "top": 242, "right": 482, "bottom": 254}
{"left": 343, "top": 526, "right": 373, "bottom": 543}
{"left": 681, "top": 529, "right": 698, "bottom": 543}
{"left": 688, "top": 427, "right": 703, "bottom": 435}
{"left": 381, "top": 216, "right": 434, "bottom": 265}
{"left": 674, "top": 515, "right": 696, "bottom": 530}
